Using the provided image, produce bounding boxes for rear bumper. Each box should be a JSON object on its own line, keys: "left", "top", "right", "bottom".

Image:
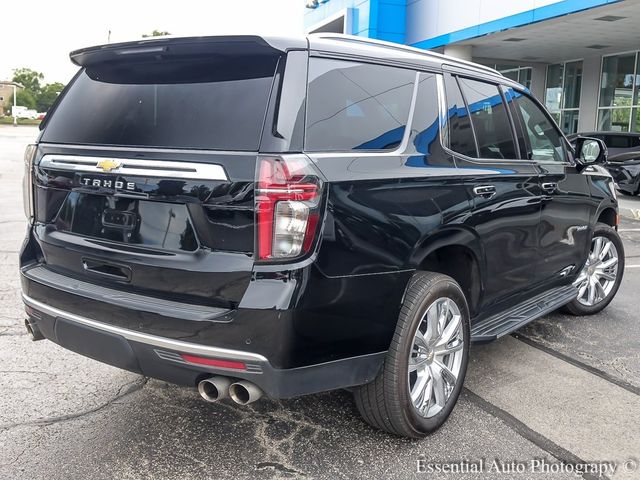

{"left": 22, "top": 293, "right": 385, "bottom": 399}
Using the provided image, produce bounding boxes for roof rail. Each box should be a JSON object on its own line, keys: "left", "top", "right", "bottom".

{"left": 309, "top": 33, "right": 501, "bottom": 76}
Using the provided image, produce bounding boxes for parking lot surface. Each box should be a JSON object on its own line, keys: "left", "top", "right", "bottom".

{"left": 1, "top": 125, "right": 639, "bottom": 479}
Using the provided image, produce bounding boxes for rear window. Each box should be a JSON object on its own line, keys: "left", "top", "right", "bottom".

{"left": 41, "top": 55, "right": 280, "bottom": 150}
{"left": 305, "top": 58, "right": 415, "bottom": 151}
{"left": 605, "top": 135, "right": 640, "bottom": 148}
{"left": 605, "top": 135, "right": 630, "bottom": 148}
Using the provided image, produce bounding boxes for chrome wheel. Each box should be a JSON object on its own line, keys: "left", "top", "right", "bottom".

{"left": 408, "top": 297, "right": 464, "bottom": 418}
{"left": 574, "top": 236, "right": 619, "bottom": 307}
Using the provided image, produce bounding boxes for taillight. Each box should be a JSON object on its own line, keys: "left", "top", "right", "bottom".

{"left": 256, "top": 155, "right": 324, "bottom": 260}
{"left": 22, "top": 144, "right": 36, "bottom": 222}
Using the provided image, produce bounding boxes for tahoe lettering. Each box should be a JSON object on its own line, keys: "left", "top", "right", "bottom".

{"left": 82, "top": 178, "right": 135, "bottom": 190}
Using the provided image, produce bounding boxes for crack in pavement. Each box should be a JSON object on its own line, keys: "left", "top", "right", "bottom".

{"left": 212, "top": 400, "right": 330, "bottom": 478}
{"left": 515, "top": 334, "right": 640, "bottom": 396}
{"left": 256, "top": 461, "right": 306, "bottom": 477}
{"left": 0, "top": 376, "right": 148, "bottom": 432}
{"left": 462, "top": 389, "right": 608, "bottom": 480}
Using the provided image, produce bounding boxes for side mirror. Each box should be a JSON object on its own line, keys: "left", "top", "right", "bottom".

{"left": 574, "top": 136, "right": 607, "bottom": 165}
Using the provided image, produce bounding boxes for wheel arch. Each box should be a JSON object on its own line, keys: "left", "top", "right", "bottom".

{"left": 596, "top": 206, "right": 617, "bottom": 228}
{"left": 408, "top": 227, "right": 485, "bottom": 317}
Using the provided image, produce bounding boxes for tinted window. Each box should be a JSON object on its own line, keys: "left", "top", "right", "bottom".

{"left": 605, "top": 135, "right": 631, "bottom": 148}
{"left": 305, "top": 58, "right": 415, "bottom": 151}
{"left": 42, "top": 55, "right": 280, "bottom": 150}
{"left": 444, "top": 74, "right": 477, "bottom": 157}
{"left": 511, "top": 91, "right": 566, "bottom": 162}
{"left": 503, "top": 87, "right": 528, "bottom": 158}
{"left": 458, "top": 77, "right": 517, "bottom": 159}
{"left": 410, "top": 73, "right": 443, "bottom": 159}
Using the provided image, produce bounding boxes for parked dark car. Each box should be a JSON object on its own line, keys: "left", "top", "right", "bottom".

{"left": 568, "top": 131, "right": 640, "bottom": 156}
{"left": 20, "top": 34, "right": 623, "bottom": 438}
{"left": 606, "top": 151, "right": 640, "bottom": 196}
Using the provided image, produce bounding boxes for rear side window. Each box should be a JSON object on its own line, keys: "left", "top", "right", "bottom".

{"left": 305, "top": 58, "right": 415, "bottom": 151}
{"left": 458, "top": 77, "right": 517, "bottom": 159}
{"left": 41, "top": 54, "right": 280, "bottom": 150}
{"left": 444, "top": 74, "right": 477, "bottom": 157}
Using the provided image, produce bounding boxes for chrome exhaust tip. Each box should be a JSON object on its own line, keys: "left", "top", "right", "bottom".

{"left": 197, "top": 376, "right": 231, "bottom": 403}
{"left": 24, "top": 318, "right": 44, "bottom": 341}
{"left": 229, "top": 381, "right": 263, "bottom": 405}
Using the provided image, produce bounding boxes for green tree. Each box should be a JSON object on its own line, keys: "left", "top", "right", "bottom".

{"left": 12, "top": 68, "right": 44, "bottom": 95}
{"left": 36, "top": 82, "right": 65, "bottom": 112}
{"left": 142, "top": 30, "right": 171, "bottom": 38}
{"left": 15, "top": 89, "right": 37, "bottom": 110}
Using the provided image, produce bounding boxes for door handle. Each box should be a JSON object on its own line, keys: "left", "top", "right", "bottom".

{"left": 473, "top": 185, "right": 496, "bottom": 198}
{"left": 542, "top": 182, "right": 558, "bottom": 193}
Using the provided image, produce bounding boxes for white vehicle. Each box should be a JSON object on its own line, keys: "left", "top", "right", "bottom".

{"left": 12, "top": 106, "right": 38, "bottom": 119}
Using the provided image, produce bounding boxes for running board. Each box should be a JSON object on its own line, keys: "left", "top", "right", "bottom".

{"left": 470, "top": 285, "right": 577, "bottom": 343}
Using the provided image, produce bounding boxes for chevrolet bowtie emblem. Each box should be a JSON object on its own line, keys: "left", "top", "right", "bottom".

{"left": 96, "top": 159, "right": 122, "bottom": 172}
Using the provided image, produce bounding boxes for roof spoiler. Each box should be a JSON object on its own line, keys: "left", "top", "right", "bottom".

{"left": 70, "top": 35, "right": 306, "bottom": 67}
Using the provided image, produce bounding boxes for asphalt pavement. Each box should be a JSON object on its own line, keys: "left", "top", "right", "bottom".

{"left": 1, "top": 125, "right": 638, "bottom": 480}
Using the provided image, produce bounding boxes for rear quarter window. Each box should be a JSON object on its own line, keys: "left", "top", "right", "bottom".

{"left": 305, "top": 58, "right": 415, "bottom": 152}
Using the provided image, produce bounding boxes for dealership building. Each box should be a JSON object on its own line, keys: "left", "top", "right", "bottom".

{"left": 304, "top": 0, "right": 640, "bottom": 135}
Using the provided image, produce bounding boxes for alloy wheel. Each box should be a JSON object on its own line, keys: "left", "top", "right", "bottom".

{"left": 408, "top": 297, "right": 464, "bottom": 418}
{"left": 574, "top": 236, "right": 619, "bottom": 307}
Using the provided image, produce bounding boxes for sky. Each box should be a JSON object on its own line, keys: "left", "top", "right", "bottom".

{"left": 1, "top": 0, "right": 306, "bottom": 85}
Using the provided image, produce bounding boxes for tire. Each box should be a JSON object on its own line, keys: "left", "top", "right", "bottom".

{"left": 353, "top": 272, "right": 470, "bottom": 438}
{"left": 563, "top": 223, "right": 625, "bottom": 316}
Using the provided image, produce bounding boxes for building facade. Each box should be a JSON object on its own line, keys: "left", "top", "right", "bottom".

{"left": 0, "top": 83, "right": 19, "bottom": 116}
{"left": 304, "top": 0, "right": 640, "bottom": 134}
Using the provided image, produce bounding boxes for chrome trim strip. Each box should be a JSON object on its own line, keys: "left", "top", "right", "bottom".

{"left": 38, "top": 142, "right": 254, "bottom": 156}
{"left": 38, "top": 154, "right": 228, "bottom": 181}
{"left": 22, "top": 294, "right": 268, "bottom": 363}
{"left": 435, "top": 73, "right": 449, "bottom": 150}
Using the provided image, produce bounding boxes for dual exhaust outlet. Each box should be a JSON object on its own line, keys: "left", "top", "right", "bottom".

{"left": 198, "top": 376, "right": 263, "bottom": 405}
{"left": 25, "top": 315, "right": 260, "bottom": 405}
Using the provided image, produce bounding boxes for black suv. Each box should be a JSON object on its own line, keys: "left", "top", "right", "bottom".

{"left": 20, "top": 34, "right": 624, "bottom": 438}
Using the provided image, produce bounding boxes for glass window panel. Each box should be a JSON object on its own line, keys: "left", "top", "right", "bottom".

{"left": 444, "top": 74, "right": 477, "bottom": 157}
{"left": 599, "top": 54, "right": 636, "bottom": 108}
{"left": 634, "top": 56, "right": 640, "bottom": 106}
{"left": 512, "top": 91, "right": 566, "bottom": 162}
{"left": 410, "top": 73, "right": 444, "bottom": 159}
{"left": 597, "top": 108, "right": 630, "bottom": 132}
{"left": 518, "top": 68, "right": 532, "bottom": 90}
{"left": 503, "top": 87, "right": 528, "bottom": 157}
{"left": 604, "top": 135, "right": 631, "bottom": 148}
{"left": 306, "top": 58, "right": 415, "bottom": 151}
{"left": 501, "top": 70, "right": 519, "bottom": 82}
{"left": 545, "top": 63, "right": 563, "bottom": 113}
{"left": 41, "top": 57, "right": 280, "bottom": 150}
{"left": 631, "top": 107, "right": 640, "bottom": 133}
{"left": 563, "top": 61, "right": 582, "bottom": 109}
{"left": 458, "top": 77, "right": 517, "bottom": 159}
{"left": 560, "top": 110, "right": 580, "bottom": 134}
